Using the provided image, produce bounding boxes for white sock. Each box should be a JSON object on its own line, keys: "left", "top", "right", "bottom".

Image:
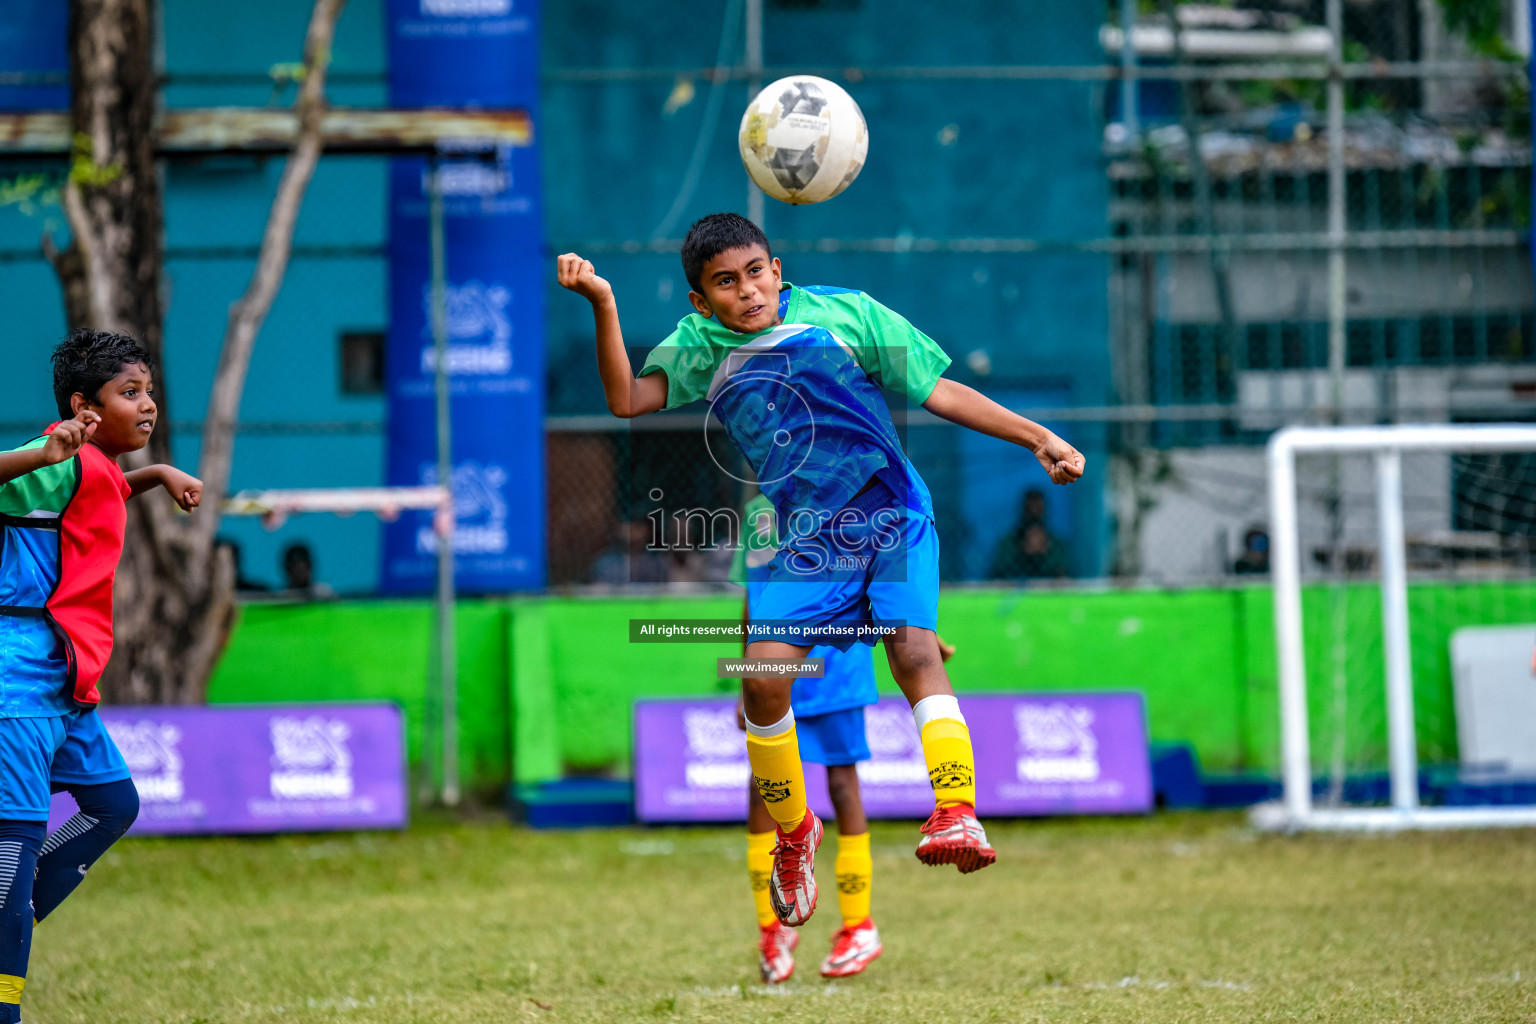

{"left": 912, "top": 693, "right": 966, "bottom": 732}
{"left": 744, "top": 707, "right": 795, "bottom": 738}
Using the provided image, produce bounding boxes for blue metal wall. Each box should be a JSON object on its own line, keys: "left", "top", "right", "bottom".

{"left": 0, "top": 0, "right": 1111, "bottom": 587}
{"left": 540, "top": 2, "right": 1112, "bottom": 576}
{"left": 0, "top": 0, "right": 391, "bottom": 593}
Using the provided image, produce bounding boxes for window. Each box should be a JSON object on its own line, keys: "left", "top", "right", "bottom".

{"left": 339, "top": 331, "right": 385, "bottom": 395}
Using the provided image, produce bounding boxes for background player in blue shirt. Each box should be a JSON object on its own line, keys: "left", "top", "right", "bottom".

{"left": 558, "top": 213, "right": 1084, "bottom": 931}
{"left": 733, "top": 491, "right": 880, "bottom": 983}
{"left": 733, "top": 492, "right": 958, "bottom": 983}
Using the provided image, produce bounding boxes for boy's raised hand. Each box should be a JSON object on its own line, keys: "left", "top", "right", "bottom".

{"left": 41, "top": 411, "right": 99, "bottom": 465}
{"left": 556, "top": 253, "right": 613, "bottom": 305}
{"left": 1033, "top": 431, "right": 1086, "bottom": 485}
{"left": 161, "top": 467, "right": 203, "bottom": 512}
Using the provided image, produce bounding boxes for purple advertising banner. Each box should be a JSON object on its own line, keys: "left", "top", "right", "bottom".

{"left": 633, "top": 693, "right": 1151, "bottom": 823}
{"left": 47, "top": 704, "right": 408, "bottom": 836}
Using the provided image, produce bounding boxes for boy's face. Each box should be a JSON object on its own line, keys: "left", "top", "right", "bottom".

{"left": 71, "top": 362, "right": 156, "bottom": 456}
{"left": 689, "top": 246, "right": 783, "bottom": 334}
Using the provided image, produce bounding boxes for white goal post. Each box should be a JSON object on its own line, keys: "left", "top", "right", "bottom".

{"left": 1255, "top": 423, "right": 1536, "bottom": 833}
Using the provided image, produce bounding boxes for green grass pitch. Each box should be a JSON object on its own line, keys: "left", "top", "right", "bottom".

{"left": 25, "top": 811, "right": 1535, "bottom": 1022}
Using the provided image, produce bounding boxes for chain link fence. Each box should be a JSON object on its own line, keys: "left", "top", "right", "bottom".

{"left": 542, "top": 0, "right": 1534, "bottom": 593}
{"left": 0, "top": 1, "right": 1530, "bottom": 596}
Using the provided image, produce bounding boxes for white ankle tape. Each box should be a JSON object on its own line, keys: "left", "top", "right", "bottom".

{"left": 744, "top": 707, "right": 795, "bottom": 738}
{"left": 912, "top": 694, "right": 965, "bottom": 733}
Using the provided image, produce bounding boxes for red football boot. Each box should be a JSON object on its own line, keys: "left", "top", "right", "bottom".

{"left": 769, "top": 810, "right": 824, "bottom": 926}
{"left": 820, "top": 918, "right": 883, "bottom": 978}
{"left": 915, "top": 803, "right": 997, "bottom": 874}
{"left": 757, "top": 920, "right": 799, "bottom": 984}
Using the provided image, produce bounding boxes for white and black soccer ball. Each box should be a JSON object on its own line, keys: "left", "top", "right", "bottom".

{"left": 738, "top": 75, "right": 868, "bottom": 205}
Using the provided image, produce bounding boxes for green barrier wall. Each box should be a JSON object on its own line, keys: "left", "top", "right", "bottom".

{"left": 207, "top": 602, "right": 512, "bottom": 787}
{"left": 206, "top": 583, "right": 1536, "bottom": 794}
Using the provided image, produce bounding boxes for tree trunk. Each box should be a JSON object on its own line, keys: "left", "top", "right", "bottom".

{"left": 49, "top": 0, "right": 347, "bottom": 705}
{"left": 50, "top": 0, "right": 167, "bottom": 461}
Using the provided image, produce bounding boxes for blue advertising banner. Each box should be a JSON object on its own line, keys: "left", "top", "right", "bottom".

{"left": 48, "top": 704, "right": 407, "bottom": 835}
{"left": 383, "top": 0, "right": 545, "bottom": 592}
{"left": 0, "top": 2, "right": 69, "bottom": 111}
{"left": 388, "top": 0, "right": 539, "bottom": 111}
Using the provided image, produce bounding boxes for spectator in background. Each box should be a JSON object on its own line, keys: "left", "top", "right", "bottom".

{"left": 664, "top": 511, "right": 735, "bottom": 584}
{"left": 215, "top": 538, "right": 270, "bottom": 593}
{"left": 1018, "top": 488, "right": 1047, "bottom": 529}
{"left": 1233, "top": 528, "right": 1270, "bottom": 575}
{"left": 988, "top": 488, "right": 1069, "bottom": 580}
{"left": 280, "top": 541, "right": 336, "bottom": 600}
{"left": 590, "top": 519, "right": 671, "bottom": 585}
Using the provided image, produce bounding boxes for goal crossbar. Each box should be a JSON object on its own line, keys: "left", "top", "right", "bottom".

{"left": 1261, "top": 423, "right": 1536, "bottom": 833}
{"left": 223, "top": 486, "right": 449, "bottom": 518}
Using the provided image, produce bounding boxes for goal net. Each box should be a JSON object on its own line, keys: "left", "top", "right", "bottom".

{"left": 1255, "top": 424, "right": 1536, "bottom": 832}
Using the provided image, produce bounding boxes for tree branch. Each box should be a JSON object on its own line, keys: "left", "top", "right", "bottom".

{"left": 195, "top": 0, "right": 348, "bottom": 542}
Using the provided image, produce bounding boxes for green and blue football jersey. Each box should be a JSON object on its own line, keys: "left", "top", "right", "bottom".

{"left": 640, "top": 283, "right": 951, "bottom": 527}
{"left": 0, "top": 431, "right": 132, "bottom": 717}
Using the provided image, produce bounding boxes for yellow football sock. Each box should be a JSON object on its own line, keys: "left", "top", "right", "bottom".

{"left": 920, "top": 717, "right": 978, "bottom": 808}
{"left": 745, "top": 724, "right": 808, "bottom": 834}
{"left": 746, "top": 830, "right": 777, "bottom": 927}
{"left": 0, "top": 972, "right": 23, "bottom": 1004}
{"left": 834, "top": 832, "right": 873, "bottom": 927}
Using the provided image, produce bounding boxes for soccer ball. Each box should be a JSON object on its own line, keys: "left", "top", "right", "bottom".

{"left": 739, "top": 76, "right": 868, "bottom": 205}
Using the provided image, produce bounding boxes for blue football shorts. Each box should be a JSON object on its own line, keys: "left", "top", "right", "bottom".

{"left": 750, "top": 478, "right": 940, "bottom": 651}
{"left": 0, "top": 715, "right": 69, "bottom": 821}
{"left": 796, "top": 706, "right": 871, "bottom": 766}
{"left": 0, "top": 711, "right": 131, "bottom": 821}
{"left": 49, "top": 709, "right": 132, "bottom": 788}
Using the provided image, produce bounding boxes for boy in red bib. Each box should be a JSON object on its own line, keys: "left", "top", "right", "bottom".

{"left": 0, "top": 329, "right": 201, "bottom": 1023}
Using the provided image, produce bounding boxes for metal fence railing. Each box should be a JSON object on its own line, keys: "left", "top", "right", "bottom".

{"left": 539, "top": 0, "right": 1534, "bottom": 588}
{"left": 0, "top": 0, "right": 1530, "bottom": 593}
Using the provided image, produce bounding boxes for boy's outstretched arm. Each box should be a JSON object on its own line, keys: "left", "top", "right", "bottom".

{"left": 923, "top": 378, "right": 1085, "bottom": 485}
{"left": 123, "top": 465, "right": 203, "bottom": 511}
{"left": 557, "top": 253, "right": 668, "bottom": 419}
{"left": 0, "top": 411, "right": 99, "bottom": 487}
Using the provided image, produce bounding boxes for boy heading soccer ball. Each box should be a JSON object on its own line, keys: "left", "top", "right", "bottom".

{"left": 558, "top": 213, "right": 1083, "bottom": 928}
{"left": 0, "top": 329, "right": 201, "bottom": 1024}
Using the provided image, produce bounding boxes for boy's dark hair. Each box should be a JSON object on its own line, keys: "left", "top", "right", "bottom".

{"left": 681, "top": 213, "right": 771, "bottom": 292}
{"left": 51, "top": 327, "right": 153, "bottom": 419}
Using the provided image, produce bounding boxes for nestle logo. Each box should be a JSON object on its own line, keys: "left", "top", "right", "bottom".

{"left": 106, "top": 720, "right": 186, "bottom": 803}
{"left": 683, "top": 707, "right": 742, "bottom": 761}
{"left": 1014, "top": 702, "right": 1101, "bottom": 783}
{"left": 420, "top": 0, "right": 510, "bottom": 15}
{"left": 421, "top": 163, "right": 507, "bottom": 198}
{"left": 268, "top": 716, "right": 355, "bottom": 800}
